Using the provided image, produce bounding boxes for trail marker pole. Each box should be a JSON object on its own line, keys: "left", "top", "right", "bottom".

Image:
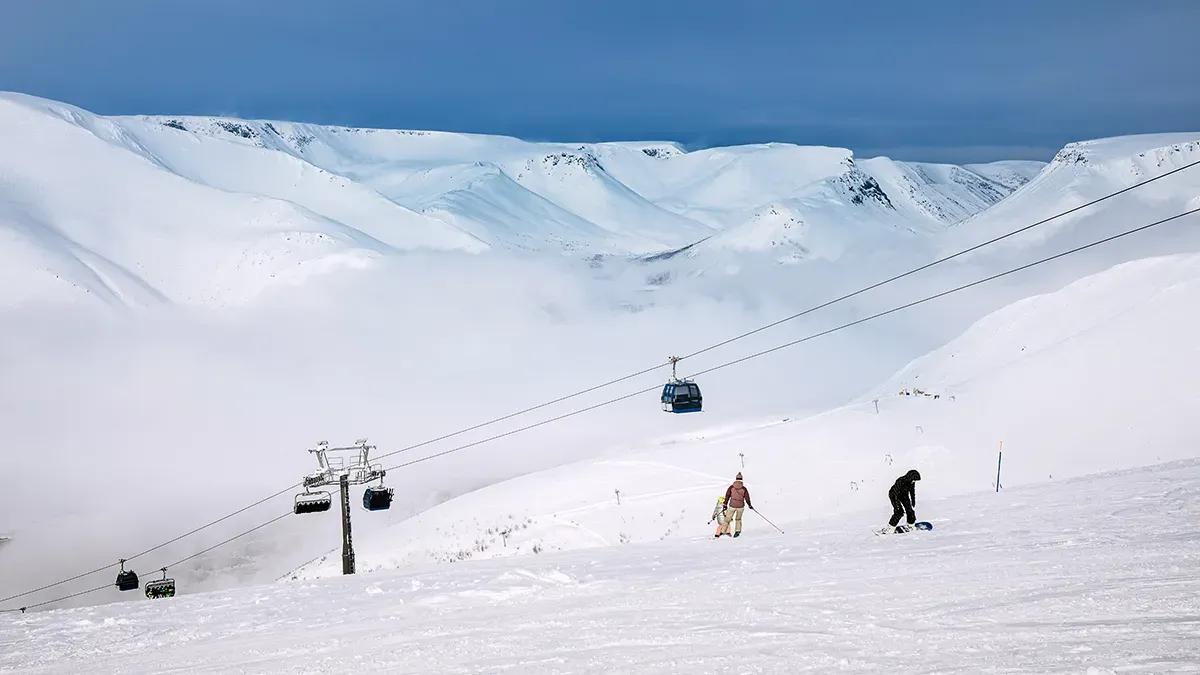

{"left": 739, "top": 453, "right": 745, "bottom": 468}
{"left": 996, "top": 442, "right": 1003, "bottom": 493}
{"left": 615, "top": 489, "right": 621, "bottom": 505}
{"left": 873, "top": 399, "right": 879, "bottom": 414}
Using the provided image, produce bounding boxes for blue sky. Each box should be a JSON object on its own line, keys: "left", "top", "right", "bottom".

{"left": 1, "top": 0, "right": 1197, "bottom": 162}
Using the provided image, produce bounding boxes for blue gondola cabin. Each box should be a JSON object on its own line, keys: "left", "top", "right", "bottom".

{"left": 662, "top": 381, "right": 702, "bottom": 413}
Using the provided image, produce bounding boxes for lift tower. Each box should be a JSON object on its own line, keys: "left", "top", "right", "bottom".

{"left": 299, "top": 439, "right": 387, "bottom": 575}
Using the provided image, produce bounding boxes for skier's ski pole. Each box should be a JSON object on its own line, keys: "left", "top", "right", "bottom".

{"left": 752, "top": 509, "right": 784, "bottom": 534}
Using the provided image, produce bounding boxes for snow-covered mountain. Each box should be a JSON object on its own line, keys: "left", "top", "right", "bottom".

{"left": 944, "top": 134, "right": 1200, "bottom": 273}
{"left": 0, "top": 92, "right": 1042, "bottom": 308}
{"left": 3, "top": 90, "right": 1200, "bottom": 619}
{"left": 635, "top": 132, "right": 1200, "bottom": 304}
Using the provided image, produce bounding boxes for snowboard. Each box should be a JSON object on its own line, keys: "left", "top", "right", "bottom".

{"left": 874, "top": 521, "right": 933, "bottom": 535}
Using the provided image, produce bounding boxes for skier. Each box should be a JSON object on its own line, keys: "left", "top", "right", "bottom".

{"left": 884, "top": 469, "right": 921, "bottom": 533}
{"left": 723, "top": 472, "right": 753, "bottom": 538}
{"left": 709, "top": 495, "right": 731, "bottom": 538}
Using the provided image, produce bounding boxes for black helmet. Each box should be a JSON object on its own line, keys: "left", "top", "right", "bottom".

{"left": 906, "top": 469, "right": 921, "bottom": 481}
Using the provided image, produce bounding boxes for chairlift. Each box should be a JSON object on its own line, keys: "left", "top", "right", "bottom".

{"left": 362, "top": 485, "right": 394, "bottom": 511}
{"left": 145, "top": 568, "right": 176, "bottom": 599}
{"left": 115, "top": 559, "right": 139, "bottom": 592}
{"left": 661, "top": 356, "right": 702, "bottom": 413}
{"left": 294, "top": 490, "right": 332, "bottom": 515}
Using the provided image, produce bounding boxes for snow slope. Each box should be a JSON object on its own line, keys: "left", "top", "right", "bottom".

{"left": 632, "top": 132, "right": 1200, "bottom": 311}
{"left": 946, "top": 133, "right": 1200, "bottom": 270}
{"left": 0, "top": 94, "right": 474, "bottom": 307}
{"left": 388, "top": 163, "right": 636, "bottom": 253}
{"left": 5, "top": 458, "right": 1199, "bottom": 674}
{"left": 292, "top": 250, "right": 1200, "bottom": 576}
{"left": 0, "top": 92, "right": 1043, "bottom": 307}
{"left": 6, "top": 93, "right": 1198, "bottom": 312}
{"left": 964, "top": 159, "right": 1047, "bottom": 190}
{"left": 153, "top": 118, "right": 1030, "bottom": 250}
{"left": 615, "top": 145, "right": 1041, "bottom": 263}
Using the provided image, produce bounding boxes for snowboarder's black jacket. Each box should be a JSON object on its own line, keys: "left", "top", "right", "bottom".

{"left": 889, "top": 470, "right": 920, "bottom": 507}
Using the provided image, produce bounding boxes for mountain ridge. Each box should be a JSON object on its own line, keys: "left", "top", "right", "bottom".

{"left": 5, "top": 91, "right": 1196, "bottom": 310}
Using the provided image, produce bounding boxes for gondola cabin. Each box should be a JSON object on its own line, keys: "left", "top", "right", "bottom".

{"left": 115, "top": 569, "right": 139, "bottom": 592}
{"left": 661, "top": 380, "right": 702, "bottom": 413}
{"left": 362, "top": 486, "right": 394, "bottom": 511}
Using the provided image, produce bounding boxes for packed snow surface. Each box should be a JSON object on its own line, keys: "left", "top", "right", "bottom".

{"left": 3, "top": 459, "right": 1198, "bottom": 674}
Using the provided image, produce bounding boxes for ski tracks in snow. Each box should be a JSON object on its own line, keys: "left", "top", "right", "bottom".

{"left": 3, "top": 459, "right": 1200, "bottom": 674}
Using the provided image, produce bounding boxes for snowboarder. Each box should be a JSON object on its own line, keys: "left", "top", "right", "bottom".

{"left": 710, "top": 496, "right": 731, "bottom": 537}
{"left": 884, "top": 469, "right": 921, "bottom": 533}
{"left": 723, "top": 472, "right": 753, "bottom": 537}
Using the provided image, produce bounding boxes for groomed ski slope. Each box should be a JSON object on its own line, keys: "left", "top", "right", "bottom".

{"left": 3, "top": 459, "right": 1198, "bottom": 674}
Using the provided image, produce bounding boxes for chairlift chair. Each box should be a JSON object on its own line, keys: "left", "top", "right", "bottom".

{"left": 115, "top": 560, "right": 139, "bottom": 592}
{"left": 294, "top": 490, "right": 332, "bottom": 515}
{"left": 145, "top": 568, "right": 176, "bottom": 599}
{"left": 362, "top": 485, "right": 394, "bottom": 511}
